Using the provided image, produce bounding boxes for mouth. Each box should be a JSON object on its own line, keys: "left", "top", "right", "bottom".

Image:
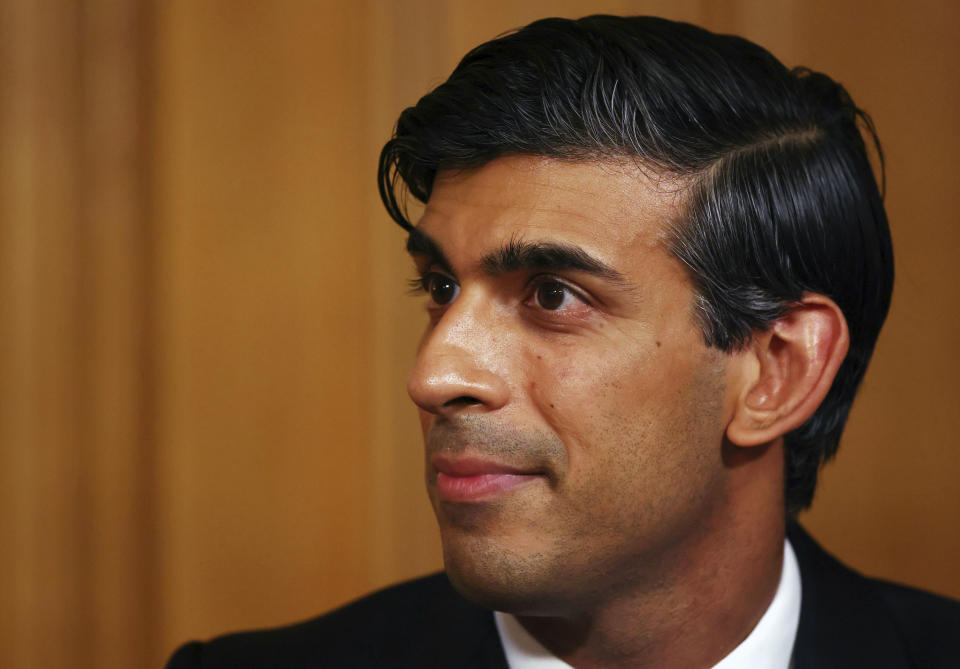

{"left": 431, "top": 454, "right": 545, "bottom": 503}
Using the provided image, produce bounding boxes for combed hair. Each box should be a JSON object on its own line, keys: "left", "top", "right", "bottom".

{"left": 378, "top": 15, "right": 894, "bottom": 513}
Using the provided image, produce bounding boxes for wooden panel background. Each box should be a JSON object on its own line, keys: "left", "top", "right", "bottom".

{"left": 0, "top": 1, "right": 956, "bottom": 667}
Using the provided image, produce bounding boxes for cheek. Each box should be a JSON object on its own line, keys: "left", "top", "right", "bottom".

{"left": 529, "top": 338, "right": 726, "bottom": 513}
{"left": 530, "top": 339, "right": 673, "bottom": 447}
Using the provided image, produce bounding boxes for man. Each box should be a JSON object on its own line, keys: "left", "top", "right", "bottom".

{"left": 167, "top": 15, "right": 959, "bottom": 668}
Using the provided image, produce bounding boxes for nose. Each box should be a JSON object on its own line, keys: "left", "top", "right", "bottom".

{"left": 407, "top": 296, "right": 510, "bottom": 418}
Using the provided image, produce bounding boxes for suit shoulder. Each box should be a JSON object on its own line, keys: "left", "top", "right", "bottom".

{"left": 164, "top": 572, "right": 500, "bottom": 669}
{"left": 867, "top": 578, "right": 960, "bottom": 666}
{"left": 787, "top": 522, "right": 960, "bottom": 668}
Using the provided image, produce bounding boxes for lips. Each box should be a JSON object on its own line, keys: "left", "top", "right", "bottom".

{"left": 431, "top": 454, "right": 543, "bottom": 502}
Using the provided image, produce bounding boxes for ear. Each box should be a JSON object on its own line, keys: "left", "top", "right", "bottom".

{"left": 726, "top": 293, "right": 849, "bottom": 447}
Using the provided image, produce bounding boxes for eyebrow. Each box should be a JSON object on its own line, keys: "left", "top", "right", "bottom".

{"left": 481, "top": 236, "right": 627, "bottom": 283}
{"left": 406, "top": 228, "right": 628, "bottom": 285}
{"left": 406, "top": 227, "right": 455, "bottom": 275}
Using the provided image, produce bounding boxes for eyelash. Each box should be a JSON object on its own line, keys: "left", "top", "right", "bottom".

{"left": 407, "top": 275, "right": 431, "bottom": 295}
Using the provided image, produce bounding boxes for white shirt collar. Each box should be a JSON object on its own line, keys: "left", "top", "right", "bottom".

{"left": 494, "top": 538, "right": 801, "bottom": 669}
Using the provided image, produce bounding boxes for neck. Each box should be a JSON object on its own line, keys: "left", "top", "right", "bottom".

{"left": 517, "top": 441, "right": 786, "bottom": 669}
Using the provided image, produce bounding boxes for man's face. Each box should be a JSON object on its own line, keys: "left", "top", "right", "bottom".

{"left": 407, "top": 155, "right": 737, "bottom": 615}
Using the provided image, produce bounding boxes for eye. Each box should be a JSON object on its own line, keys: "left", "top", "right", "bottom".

{"left": 423, "top": 272, "right": 459, "bottom": 306}
{"left": 535, "top": 281, "right": 568, "bottom": 310}
{"left": 530, "top": 278, "right": 586, "bottom": 312}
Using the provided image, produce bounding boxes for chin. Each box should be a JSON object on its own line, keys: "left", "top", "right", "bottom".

{"left": 444, "top": 557, "right": 539, "bottom": 613}
{"left": 440, "top": 534, "right": 570, "bottom": 615}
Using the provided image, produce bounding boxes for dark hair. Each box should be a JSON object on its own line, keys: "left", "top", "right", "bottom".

{"left": 378, "top": 15, "right": 894, "bottom": 513}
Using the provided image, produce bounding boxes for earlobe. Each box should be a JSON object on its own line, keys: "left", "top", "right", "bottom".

{"left": 726, "top": 294, "right": 849, "bottom": 447}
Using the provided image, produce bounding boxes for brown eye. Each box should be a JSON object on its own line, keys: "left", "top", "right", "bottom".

{"left": 535, "top": 281, "right": 568, "bottom": 310}
{"left": 426, "top": 273, "right": 459, "bottom": 305}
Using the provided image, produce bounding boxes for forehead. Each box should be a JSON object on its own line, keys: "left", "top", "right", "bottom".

{"left": 418, "top": 155, "right": 686, "bottom": 265}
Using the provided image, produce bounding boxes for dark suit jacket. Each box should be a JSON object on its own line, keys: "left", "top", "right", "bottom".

{"left": 166, "top": 524, "right": 960, "bottom": 668}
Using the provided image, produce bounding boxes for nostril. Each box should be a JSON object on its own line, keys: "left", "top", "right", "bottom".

{"left": 442, "top": 395, "right": 482, "bottom": 407}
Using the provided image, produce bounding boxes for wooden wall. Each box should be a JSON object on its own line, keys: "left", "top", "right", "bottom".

{"left": 1, "top": 1, "right": 957, "bottom": 667}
